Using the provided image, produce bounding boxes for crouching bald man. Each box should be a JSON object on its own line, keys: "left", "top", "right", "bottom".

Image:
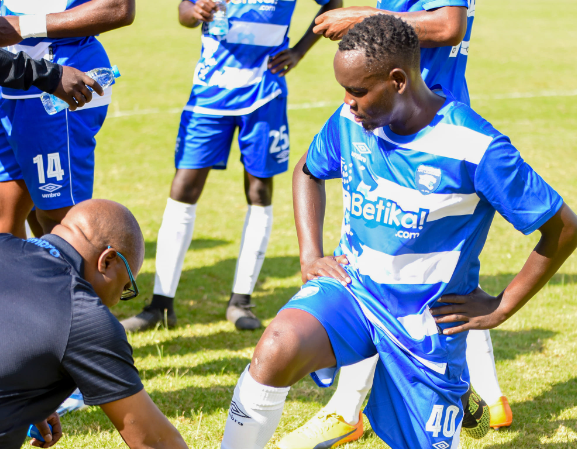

{"left": 0, "top": 199, "right": 188, "bottom": 449}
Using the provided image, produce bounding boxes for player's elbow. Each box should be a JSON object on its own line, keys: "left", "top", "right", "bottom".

{"left": 114, "top": 0, "right": 136, "bottom": 27}
{"left": 437, "top": 7, "right": 468, "bottom": 46}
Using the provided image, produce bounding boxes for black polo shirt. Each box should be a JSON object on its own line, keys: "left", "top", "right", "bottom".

{"left": 0, "top": 234, "right": 143, "bottom": 447}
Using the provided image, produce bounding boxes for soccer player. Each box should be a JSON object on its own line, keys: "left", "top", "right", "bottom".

{"left": 0, "top": 200, "right": 188, "bottom": 449}
{"left": 0, "top": 0, "right": 135, "bottom": 240}
{"left": 121, "top": 0, "right": 341, "bottom": 333}
{"left": 219, "top": 15, "right": 577, "bottom": 449}
{"left": 279, "top": 2, "right": 512, "bottom": 446}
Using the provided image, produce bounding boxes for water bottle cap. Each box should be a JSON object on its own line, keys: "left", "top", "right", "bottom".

{"left": 111, "top": 65, "right": 121, "bottom": 78}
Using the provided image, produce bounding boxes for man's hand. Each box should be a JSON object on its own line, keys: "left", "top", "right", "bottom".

{"left": 431, "top": 287, "right": 505, "bottom": 335}
{"left": 52, "top": 66, "right": 104, "bottom": 111}
{"left": 301, "top": 255, "right": 351, "bottom": 286}
{"left": 268, "top": 48, "right": 304, "bottom": 77}
{"left": 31, "top": 413, "right": 62, "bottom": 448}
{"left": 191, "top": 0, "right": 217, "bottom": 23}
{"left": 313, "top": 7, "right": 377, "bottom": 41}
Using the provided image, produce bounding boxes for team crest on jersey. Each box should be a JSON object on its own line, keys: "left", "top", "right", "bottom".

{"left": 416, "top": 165, "right": 442, "bottom": 195}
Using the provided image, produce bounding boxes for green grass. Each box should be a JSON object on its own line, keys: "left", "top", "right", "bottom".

{"left": 49, "top": 0, "right": 577, "bottom": 447}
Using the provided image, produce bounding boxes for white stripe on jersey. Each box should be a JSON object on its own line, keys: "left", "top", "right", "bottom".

{"left": 340, "top": 105, "right": 492, "bottom": 165}
{"left": 4, "top": 0, "right": 67, "bottom": 14}
{"left": 227, "top": 22, "right": 289, "bottom": 47}
{"left": 356, "top": 176, "right": 480, "bottom": 222}
{"left": 183, "top": 88, "right": 282, "bottom": 116}
{"left": 194, "top": 54, "right": 269, "bottom": 90}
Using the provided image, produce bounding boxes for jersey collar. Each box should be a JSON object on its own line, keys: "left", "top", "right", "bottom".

{"left": 40, "top": 234, "right": 85, "bottom": 277}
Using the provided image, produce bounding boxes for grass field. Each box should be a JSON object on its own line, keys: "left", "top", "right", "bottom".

{"left": 49, "top": 0, "right": 577, "bottom": 447}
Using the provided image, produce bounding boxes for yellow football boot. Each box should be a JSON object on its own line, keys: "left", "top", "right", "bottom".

{"left": 489, "top": 396, "right": 513, "bottom": 429}
{"left": 277, "top": 410, "right": 364, "bottom": 449}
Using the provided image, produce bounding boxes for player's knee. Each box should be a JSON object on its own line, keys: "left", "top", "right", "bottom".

{"left": 246, "top": 177, "right": 272, "bottom": 206}
{"left": 170, "top": 168, "right": 209, "bottom": 204}
{"left": 250, "top": 318, "right": 307, "bottom": 386}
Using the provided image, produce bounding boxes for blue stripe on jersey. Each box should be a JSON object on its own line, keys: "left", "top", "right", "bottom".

{"left": 377, "top": 0, "right": 473, "bottom": 105}
{"left": 188, "top": 0, "right": 328, "bottom": 114}
{"left": 306, "top": 88, "right": 562, "bottom": 360}
{"left": 1, "top": 0, "right": 109, "bottom": 98}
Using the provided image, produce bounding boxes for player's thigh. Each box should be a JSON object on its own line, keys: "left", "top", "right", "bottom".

{"left": 365, "top": 334, "right": 469, "bottom": 449}
{"left": 3, "top": 99, "right": 107, "bottom": 213}
{"left": 0, "top": 117, "right": 32, "bottom": 237}
{"left": 175, "top": 110, "right": 236, "bottom": 172}
{"left": 237, "top": 95, "right": 289, "bottom": 179}
{"left": 277, "top": 278, "right": 378, "bottom": 387}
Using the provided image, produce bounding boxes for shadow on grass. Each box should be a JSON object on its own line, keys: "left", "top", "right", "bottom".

{"left": 113, "top": 256, "right": 302, "bottom": 324}
{"left": 480, "top": 273, "right": 577, "bottom": 296}
{"left": 484, "top": 377, "right": 577, "bottom": 448}
{"left": 491, "top": 328, "right": 557, "bottom": 362}
{"left": 140, "top": 356, "right": 250, "bottom": 380}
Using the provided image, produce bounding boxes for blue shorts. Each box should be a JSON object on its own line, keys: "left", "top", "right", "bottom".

{"left": 281, "top": 278, "right": 470, "bottom": 449}
{"left": 175, "top": 96, "right": 289, "bottom": 178}
{"left": 0, "top": 98, "right": 107, "bottom": 210}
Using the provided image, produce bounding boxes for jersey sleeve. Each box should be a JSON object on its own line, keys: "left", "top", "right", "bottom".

{"left": 421, "top": 0, "right": 469, "bottom": 10}
{"left": 61, "top": 280, "right": 143, "bottom": 406}
{"left": 305, "top": 111, "right": 342, "bottom": 180}
{"left": 313, "top": 0, "right": 331, "bottom": 6}
{"left": 475, "top": 134, "right": 563, "bottom": 235}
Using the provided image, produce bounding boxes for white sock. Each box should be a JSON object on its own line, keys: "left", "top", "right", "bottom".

{"left": 324, "top": 355, "right": 379, "bottom": 425}
{"left": 153, "top": 198, "right": 196, "bottom": 298}
{"left": 231, "top": 205, "right": 273, "bottom": 295}
{"left": 466, "top": 329, "right": 503, "bottom": 405}
{"left": 221, "top": 365, "right": 290, "bottom": 449}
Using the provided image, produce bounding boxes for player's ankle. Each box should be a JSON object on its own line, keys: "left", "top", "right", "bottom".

{"left": 228, "top": 292, "right": 251, "bottom": 307}
{"left": 149, "top": 294, "right": 175, "bottom": 313}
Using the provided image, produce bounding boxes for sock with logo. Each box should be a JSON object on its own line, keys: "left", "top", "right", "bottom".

{"left": 152, "top": 198, "right": 196, "bottom": 302}
{"left": 231, "top": 205, "right": 273, "bottom": 295}
{"left": 221, "top": 365, "right": 289, "bottom": 449}
{"left": 466, "top": 329, "right": 503, "bottom": 405}
{"left": 324, "top": 355, "right": 379, "bottom": 425}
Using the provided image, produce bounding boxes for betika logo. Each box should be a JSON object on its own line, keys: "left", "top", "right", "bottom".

{"left": 348, "top": 191, "right": 428, "bottom": 239}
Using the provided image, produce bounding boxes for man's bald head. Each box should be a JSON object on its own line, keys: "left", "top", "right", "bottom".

{"left": 53, "top": 199, "right": 145, "bottom": 273}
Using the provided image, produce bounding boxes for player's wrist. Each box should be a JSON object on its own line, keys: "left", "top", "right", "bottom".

{"left": 18, "top": 14, "right": 47, "bottom": 39}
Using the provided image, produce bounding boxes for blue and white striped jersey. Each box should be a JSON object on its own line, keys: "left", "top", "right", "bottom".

{"left": 186, "top": 0, "right": 329, "bottom": 116}
{"left": 1, "top": 0, "right": 111, "bottom": 104}
{"left": 378, "top": 0, "right": 475, "bottom": 105}
{"left": 306, "top": 90, "right": 562, "bottom": 371}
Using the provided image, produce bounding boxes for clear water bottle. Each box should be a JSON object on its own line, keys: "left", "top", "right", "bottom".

{"left": 208, "top": 0, "right": 228, "bottom": 36}
{"left": 40, "top": 65, "right": 121, "bottom": 115}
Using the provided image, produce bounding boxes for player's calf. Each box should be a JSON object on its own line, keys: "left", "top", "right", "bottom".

{"left": 221, "top": 309, "right": 336, "bottom": 448}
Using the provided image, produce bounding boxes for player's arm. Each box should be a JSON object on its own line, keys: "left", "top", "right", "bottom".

{"left": 100, "top": 390, "right": 189, "bottom": 449}
{"left": 269, "top": 0, "right": 342, "bottom": 77}
{"left": 178, "top": 0, "right": 216, "bottom": 29}
{"left": 293, "top": 153, "right": 350, "bottom": 285}
{"left": 432, "top": 203, "right": 577, "bottom": 334}
{"left": 0, "top": 0, "right": 135, "bottom": 46}
{"left": 313, "top": 5, "right": 467, "bottom": 47}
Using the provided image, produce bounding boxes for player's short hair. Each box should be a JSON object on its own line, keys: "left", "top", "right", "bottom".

{"left": 338, "top": 14, "right": 420, "bottom": 73}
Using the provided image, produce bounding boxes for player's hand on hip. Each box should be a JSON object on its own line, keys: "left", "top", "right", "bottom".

{"left": 431, "top": 287, "right": 506, "bottom": 335}
{"left": 268, "top": 48, "right": 303, "bottom": 77}
{"left": 192, "top": 0, "right": 217, "bottom": 22}
{"left": 53, "top": 66, "right": 104, "bottom": 111}
{"left": 31, "top": 412, "right": 62, "bottom": 448}
{"left": 313, "top": 7, "right": 375, "bottom": 41}
{"left": 301, "top": 255, "right": 351, "bottom": 286}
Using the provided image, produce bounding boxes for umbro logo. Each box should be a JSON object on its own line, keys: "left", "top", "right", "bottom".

{"left": 38, "top": 183, "right": 63, "bottom": 193}
{"left": 229, "top": 401, "right": 251, "bottom": 420}
{"left": 352, "top": 142, "right": 371, "bottom": 154}
{"left": 432, "top": 442, "right": 450, "bottom": 449}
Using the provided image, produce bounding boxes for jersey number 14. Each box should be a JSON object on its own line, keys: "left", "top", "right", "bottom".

{"left": 33, "top": 153, "right": 65, "bottom": 184}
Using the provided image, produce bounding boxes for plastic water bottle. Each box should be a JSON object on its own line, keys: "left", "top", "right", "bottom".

{"left": 40, "top": 65, "right": 121, "bottom": 115}
{"left": 208, "top": 0, "right": 228, "bottom": 36}
{"left": 56, "top": 388, "right": 86, "bottom": 415}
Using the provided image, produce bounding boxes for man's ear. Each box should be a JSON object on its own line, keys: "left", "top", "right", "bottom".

{"left": 97, "top": 249, "right": 118, "bottom": 275}
{"left": 389, "top": 68, "right": 408, "bottom": 94}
